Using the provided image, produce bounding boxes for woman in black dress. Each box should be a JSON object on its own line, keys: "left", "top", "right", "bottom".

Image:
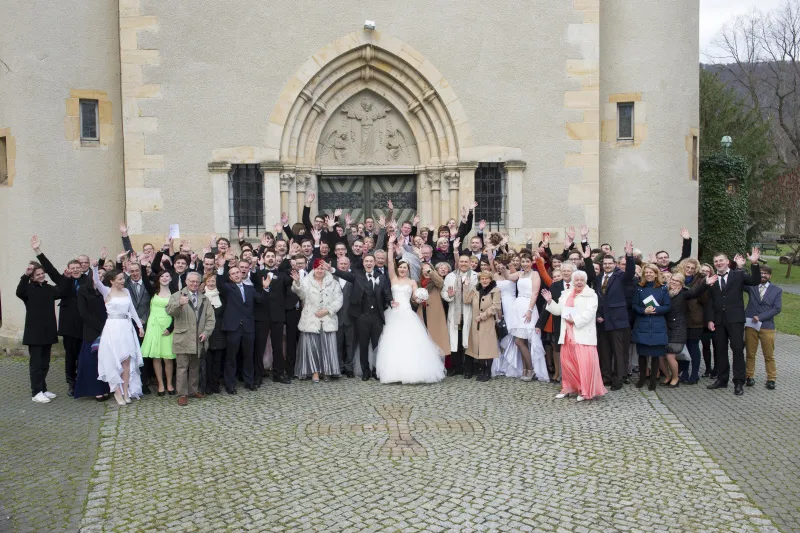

{"left": 75, "top": 274, "right": 111, "bottom": 400}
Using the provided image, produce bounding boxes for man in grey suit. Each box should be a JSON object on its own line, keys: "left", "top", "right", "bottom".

{"left": 335, "top": 256, "right": 356, "bottom": 378}
{"left": 744, "top": 265, "right": 782, "bottom": 389}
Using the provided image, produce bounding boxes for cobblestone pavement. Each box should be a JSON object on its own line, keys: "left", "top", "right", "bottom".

{"left": 0, "top": 357, "right": 105, "bottom": 533}
{"left": 658, "top": 332, "right": 800, "bottom": 533}
{"left": 1, "top": 347, "right": 795, "bottom": 532}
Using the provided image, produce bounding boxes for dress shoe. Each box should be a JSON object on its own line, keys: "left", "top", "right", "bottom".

{"left": 622, "top": 376, "right": 631, "bottom": 385}
{"left": 707, "top": 380, "right": 727, "bottom": 390}
{"left": 447, "top": 368, "right": 462, "bottom": 377}
{"left": 190, "top": 392, "right": 205, "bottom": 399}
{"left": 167, "top": 389, "right": 176, "bottom": 396}
{"left": 177, "top": 396, "right": 188, "bottom": 406}
{"left": 745, "top": 378, "right": 755, "bottom": 387}
{"left": 245, "top": 383, "right": 257, "bottom": 391}
{"left": 67, "top": 385, "right": 75, "bottom": 397}
{"left": 141, "top": 384, "right": 151, "bottom": 395}
{"left": 345, "top": 371, "right": 354, "bottom": 378}
{"left": 647, "top": 382, "right": 657, "bottom": 391}
{"left": 226, "top": 388, "right": 237, "bottom": 395}
{"left": 685, "top": 378, "right": 699, "bottom": 385}
{"left": 463, "top": 372, "right": 473, "bottom": 379}
{"left": 603, "top": 379, "right": 612, "bottom": 387}
{"left": 635, "top": 378, "right": 646, "bottom": 389}
{"left": 361, "top": 375, "right": 370, "bottom": 382}
{"left": 766, "top": 381, "right": 776, "bottom": 390}
{"left": 157, "top": 390, "right": 165, "bottom": 397}
{"left": 371, "top": 370, "right": 379, "bottom": 380}
{"left": 734, "top": 383, "right": 744, "bottom": 396}
{"left": 273, "top": 374, "right": 291, "bottom": 385}
{"left": 610, "top": 384, "right": 623, "bottom": 391}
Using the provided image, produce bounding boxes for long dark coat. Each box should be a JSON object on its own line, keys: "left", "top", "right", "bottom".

{"left": 16, "top": 275, "right": 64, "bottom": 346}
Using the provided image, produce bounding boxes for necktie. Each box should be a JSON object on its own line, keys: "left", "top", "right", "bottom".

{"left": 601, "top": 275, "right": 609, "bottom": 295}
{"left": 191, "top": 293, "right": 197, "bottom": 308}
{"left": 367, "top": 273, "right": 375, "bottom": 287}
{"left": 238, "top": 283, "right": 245, "bottom": 302}
{"left": 759, "top": 284, "right": 766, "bottom": 300}
{"left": 134, "top": 281, "right": 141, "bottom": 299}
{"left": 565, "top": 283, "right": 570, "bottom": 290}
{"left": 719, "top": 274, "right": 726, "bottom": 292}
{"left": 74, "top": 279, "right": 80, "bottom": 293}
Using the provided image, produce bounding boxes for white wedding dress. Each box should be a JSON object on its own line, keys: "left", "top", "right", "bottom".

{"left": 375, "top": 284, "right": 446, "bottom": 384}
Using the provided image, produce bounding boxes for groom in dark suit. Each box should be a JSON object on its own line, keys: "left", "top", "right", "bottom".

{"left": 327, "top": 253, "right": 394, "bottom": 381}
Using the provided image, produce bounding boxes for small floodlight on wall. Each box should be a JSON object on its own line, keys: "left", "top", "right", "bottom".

{"left": 364, "top": 20, "right": 376, "bottom": 31}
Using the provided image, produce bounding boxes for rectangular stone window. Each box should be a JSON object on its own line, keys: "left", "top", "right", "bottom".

{"left": 0, "top": 136, "right": 7, "bottom": 186}
{"left": 692, "top": 135, "right": 699, "bottom": 180}
{"left": 79, "top": 99, "right": 99, "bottom": 141}
{"left": 617, "top": 102, "right": 634, "bottom": 140}
{"left": 475, "top": 163, "right": 505, "bottom": 228}
{"left": 229, "top": 163, "right": 265, "bottom": 234}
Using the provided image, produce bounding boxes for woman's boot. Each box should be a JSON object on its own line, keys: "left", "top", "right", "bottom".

{"left": 636, "top": 356, "right": 647, "bottom": 388}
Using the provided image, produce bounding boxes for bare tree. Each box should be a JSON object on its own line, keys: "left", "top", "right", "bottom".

{"left": 761, "top": 169, "right": 800, "bottom": 276}
{"left": 711, "top": 1, "right": 800, "bottom": 168}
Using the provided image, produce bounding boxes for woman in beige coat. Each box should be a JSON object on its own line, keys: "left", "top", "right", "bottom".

{"left": 465, "top": 271, "right": 502, "bottom": 382}
{"left": 416, "top": 262, "right": 451, "bottom": 357}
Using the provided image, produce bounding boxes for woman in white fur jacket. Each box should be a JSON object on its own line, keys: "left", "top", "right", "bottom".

{"left": 542, "top": 270, "right": 607, "bottom": 402}
{"left": 290, "top": 258, "right": 343, "bottom": 383}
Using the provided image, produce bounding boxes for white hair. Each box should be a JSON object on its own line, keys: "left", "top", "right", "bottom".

{"left": 186, "top": 271, "right": 202, "bottom": 281}
{"left": 571, "top": 270, "right": 588, "bottom": 283}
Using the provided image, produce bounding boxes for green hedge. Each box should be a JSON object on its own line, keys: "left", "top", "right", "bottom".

{"left": 698, "top": 153, "right": 748, "bottom": 263}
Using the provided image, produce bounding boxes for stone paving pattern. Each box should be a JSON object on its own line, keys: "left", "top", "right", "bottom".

{"left": 1, "top": 334, "right": 799, "bottom": 532}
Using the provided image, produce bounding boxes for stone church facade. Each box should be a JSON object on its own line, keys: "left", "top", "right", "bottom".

{"left": 0, "top": 0, "right": 699, "bottom": 344}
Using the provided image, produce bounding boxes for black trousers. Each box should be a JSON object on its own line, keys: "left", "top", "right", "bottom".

{"left": 285, "top": 309, "right": 301, "bottom": 377}
{"left": 337, "top": 323, "right": 356, "bottom": 372}
{"left": 29, "top": 344, "right": 52, "bottom": 396}
{"left": 597, "top": 327, "right": 630, "bottom": 387}
{"left": 62, "top": 335, "right": 82, "bottom": 386}
{"left": 356, "top": 313, "right": 383, "bottom": 374}
{"left": 450, "top": 322, "right": 472, "bottom": 374}
{"left": 255, "top": 319, "right": 287, "bottom": 380}
{"left": 206, "top": 348, "right": 225, "bottom": 392}
{"left": 224, "top": 325, "right": 255, "bottom": 390}
{"left": 713, "top": 320, "right": 746, "bottom": 384}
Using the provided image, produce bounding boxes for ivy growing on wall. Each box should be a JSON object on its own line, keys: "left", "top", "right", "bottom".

{"left": 698, "top": 153, "right": 748, "bottom": 263}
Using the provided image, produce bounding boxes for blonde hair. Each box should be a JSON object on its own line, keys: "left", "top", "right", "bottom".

{"left": 638, "top": 263, "right": 663, "bottom": 287}
{"left": 670, "top": 272, "right": 685, "bottom": 285}
{"left": 478, "top": 270, "right": 493, "bottom": 281}
{"left": 676, "top": 258, "right": 700, "bottom": 276}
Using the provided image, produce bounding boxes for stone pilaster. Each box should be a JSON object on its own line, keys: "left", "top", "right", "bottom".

{"left": 444, "top": 170, "right": 460, "bottom": 222}
{"left": 504, "top": 161, "right": 527, "bottom": 230}
{"left": 456, "top": 161, "right": 478, "bottom": 223}
{"left": 279, "top": 172, "right": 295, "bottom": 217}
{"left": 259, "top": 161, "right": 282, "bottom": 229}
{"left": 427, "top": 171, "right": 442, "bottom": 227}
{"left": 208, "top": 161, "right": 232, "bottom": 234}
{"left": 295, "top": 174, "right": 309, "bottom": 221}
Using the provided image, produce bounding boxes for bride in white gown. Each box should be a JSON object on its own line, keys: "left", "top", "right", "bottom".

{"left": 375, "top": 234, "right": 446, "bottom": 385}
{"left": 93, "top": 265, "right": 145, "bottom": 405}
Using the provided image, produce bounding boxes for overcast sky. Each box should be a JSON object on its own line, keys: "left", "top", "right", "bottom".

{"left": 701, "top": 0, "right": 785, "bottom": 57}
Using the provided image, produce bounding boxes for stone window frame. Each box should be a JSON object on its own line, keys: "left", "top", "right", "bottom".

{"left": 616, "top": 102, "right": 634, "bottom": 141}
{"left": 603, "top": 93, "right": 647, "bottom": 148}
{"left": 0, "top": 127, "right": 15, "bottom": 187}
{"left": 686, "top": 127, "right": 700, "bottom": 181}
{"left": 65, "top": 90, "right": 113, "bottom": 150}
{"left": 79, "top": 99, "right": 100, "bottom": 142}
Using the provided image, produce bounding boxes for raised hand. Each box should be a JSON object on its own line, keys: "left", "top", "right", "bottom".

{"left": 447, "top": 286, "right": 455, "bottom": 297}
{"left": 388, "top": 233, "right": 396, "bottom": 245}
{"left": 24, "top": 263, "right": 35, "bottom": 276}
{"left": 387, "top": 199, "right": 393, "bottom": 210}
{"left": 624, "top": 240, "right": 633, "bottom": 255}
{"left": 413, "top": 213, "right": 420, "bottom": 225}
{"left": 261, "top": 233, "right": 270, "bottom": 246}
{"left": 180, "top": 239, "right": 190, "bottom": 252}
{"left": 345, "top": 213, "right": 352, "bottom": 225}
{"left": 179, "top": 293, "right": 189, "bottom": 306}
{"left": 262, "top": 275, "right": 271, "bottom": 289}
{"left": 566, "top": 226, "right": 575, "bottom": 242}
{"left": 215, "top": 255, "right": 226, "bottom": 269}
{"left": 30, "top": 235, "right": 42, "bottom": 252}
{"left": 460, "top": 205, "right": 467, "bottom": 219}
{"left": 705, "top": 274, "right": 719, "bottom": 285}
{"left": 99, "top": 246, "right": 108, "bottom": 260}
{"left": 748, "top": 247, "right": 761, "bottom": 264}
{"left": 479, "top": 219, "right": 486, "bottom": 231}
{"left": 119, "top": 222, "right": 128, "bottom": 236}
{"left": 541, "top": 288, "right": 552, "bottom": 303}
{"left": 648, "top": 252, "right": 657, "bottom": 264}
{"left": 334, "top": 208, "right": 342, "bottom": 217}
{"left": 289, "top": 270, "right": 300, "bottom": 282}
{"left": 680, "top": 227, "right": 691, "bottom": 240}
{"left": 306, "top": 191, "right": 316, "bottom": 205}
{"left": 311, "top": 229, "right": 322, "bottom": 243}
{"left": 580, "top": 224, "right": 589, "bottom": 239}
{"left": 471, "top": 201, "right": 478, "bottom": 210}
{"left": 324, "top": 214, "right": 333, "bottom": 228}
{"left": 453, "top": 237, "right": 461, "bottom": 250}
{"left": 581, "top": 243, "right": 591, "bottom": 259}
{"left": 280, "top": 212, "right": 289, "bottom": 226}
{"left": 734, "top": 254, "right": 745, "bottom": 268}
{"left": 378, "top": 214, "right": 386, "bottom": 227}
{"left": 274, "top": 223, "right": 282, "bottom": 235}
{"left": 202, "top": 246, "right": 211, "bottom": 256}
{"left": 542, "top": 232, "right": 550, "bottom": 246}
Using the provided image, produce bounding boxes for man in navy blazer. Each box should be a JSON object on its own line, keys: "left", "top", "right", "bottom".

{"left": 595, "top": 241, "right": 636, "bottom": 390}
{"left": 744, "top": 265, "right": 782, "bottom": 389}
{"left": 216, "top": 260, "right": 265, "bottom": 394}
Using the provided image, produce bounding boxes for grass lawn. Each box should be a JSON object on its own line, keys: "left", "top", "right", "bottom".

{"left": 763, "top": 256, "right": 800, "bottom": 283}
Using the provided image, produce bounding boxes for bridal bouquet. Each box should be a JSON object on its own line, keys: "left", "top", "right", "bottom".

{"left": 414, "top": 288, "right": 429, "bottom": 302}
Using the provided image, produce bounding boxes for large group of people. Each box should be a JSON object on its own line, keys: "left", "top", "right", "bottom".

{"left": 16, "top": 196, "right": 783, "bottom": 406}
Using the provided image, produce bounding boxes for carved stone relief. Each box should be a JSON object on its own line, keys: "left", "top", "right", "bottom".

{"left": 317, "top": 92, "right": 419, "bottom": 166}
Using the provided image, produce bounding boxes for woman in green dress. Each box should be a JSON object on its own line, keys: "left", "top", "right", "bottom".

{"left": 141, "top": 270, "right": 175, "bottom": 395}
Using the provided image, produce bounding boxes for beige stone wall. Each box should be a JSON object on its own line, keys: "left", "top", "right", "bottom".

{"left": 599, "top": 0, "right": 700, "bottom": 254}
{"left": 0, "top": 0, "right": 125, "bottom": 345}
{"left": 133, "top": 0, "right": 580, "bottom": 241}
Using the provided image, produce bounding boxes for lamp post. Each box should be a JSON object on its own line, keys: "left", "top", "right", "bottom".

{"left": 720, "top": 136, "right": 739, "bottom": 194}
{"left": 721, "top": 135, "right": 732, "bottom": 154}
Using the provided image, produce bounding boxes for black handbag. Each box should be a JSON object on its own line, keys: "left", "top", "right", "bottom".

{"left": 495, "top": 317, "right": 508, "bottom": 339}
